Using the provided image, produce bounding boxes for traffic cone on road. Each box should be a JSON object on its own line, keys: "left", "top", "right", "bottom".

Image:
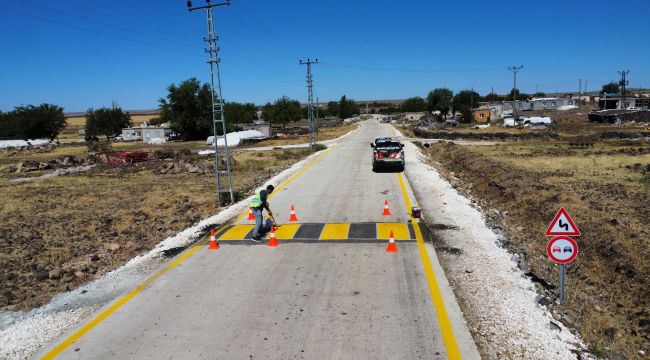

{"left": 208, "top": 228, "right": 220, "bottom": 250}
{"left": 289, "top": 205, "right": 298, "bottom": 222}
{"left": 382, "top": 200, "right": 391, "bottom": 216}
{"left": 386, "top": 231, "right": 398, "bottom": 253}
{"left": 268, "top": 226, "right": 279, "bottom": 247}
{"left": 247, "top": 209, "right": 255, "bottom": 221}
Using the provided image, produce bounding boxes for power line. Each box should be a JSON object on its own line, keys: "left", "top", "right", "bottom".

{"left": 0, "top": 6, "right": 200, "bottom": 56}
{"left": 17, "top": 0, "right": 201, "bottom": 51}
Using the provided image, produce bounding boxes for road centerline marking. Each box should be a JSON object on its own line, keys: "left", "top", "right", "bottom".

{"left": 396, "top": 172, "right": 462, "bottom": 359}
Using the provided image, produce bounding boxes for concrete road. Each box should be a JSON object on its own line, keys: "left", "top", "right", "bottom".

{"left": 38, "top": 119, "right": 479, "bottom": 360}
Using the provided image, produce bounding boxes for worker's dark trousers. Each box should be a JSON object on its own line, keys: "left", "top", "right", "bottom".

{"left": 252, "top": 208, "right": 272, "bottom": 239}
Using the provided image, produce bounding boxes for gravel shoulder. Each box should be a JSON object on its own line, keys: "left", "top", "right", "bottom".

{"left": 395, "top": 126, "right": 588, "bottom": 359}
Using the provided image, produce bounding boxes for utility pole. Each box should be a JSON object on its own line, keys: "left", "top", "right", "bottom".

{"left": 300, "top": 58, "right": 319, "bottom": 148}
{"left": 618, "top": 70, "right": 629, "bottom": 109}
{"left": 470, "top": 86, "right": 474, "bottom": 124}
{"left": 578, "top": 79, "right": 582, "bottom": 94}
{"left": 316, "top": 96, "right": 319, "bottom": 123}
{"left": 508, "top": 65, "right": 523, "bottom": 121}
{"left": 187, "top": 0, "right": 234, "bottom": 206}
{"left": 491, "top": 86, "right": 494, "bottom": 103}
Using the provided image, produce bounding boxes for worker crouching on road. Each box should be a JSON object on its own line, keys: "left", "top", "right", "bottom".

{"left": 250, "top": 184, "right": 275, "bottom": 242}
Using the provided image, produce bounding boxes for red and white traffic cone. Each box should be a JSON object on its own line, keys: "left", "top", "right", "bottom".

{"left": 382, "top": 200, "right": 391, "bottom": 216}
{"left": 208, "top": 228, "right": 220, "bottom": 250}
{"left": 268, "top": 226, "right": 279, "bottom": 247}
{"left": 289, "top": 205, "right": 298, "bottom": 222}
{"left": 386, "top": 230, "right": 398, "bottom": 253}
{"left": 247, "top": 209, "right": 255, "bottom": 221}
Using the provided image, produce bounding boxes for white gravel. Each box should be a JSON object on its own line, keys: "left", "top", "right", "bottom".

{"left": 394, "top": 126, "right": 587, "bottom": 359}
{"left": 0, "top": 147, "right": 330, "bottom": 360}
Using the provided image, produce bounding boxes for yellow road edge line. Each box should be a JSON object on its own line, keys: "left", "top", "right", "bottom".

{"left": 40, "top": 245, "right": 202, "bottom": 360}
{"left": 42, "top": 145, "right": 342, "bottom": 359}
{"left": 396, "top": 172, "right": 462, "bottom": 360}
{"left": 233, "top": 144, "right": 340, "bottom": 222}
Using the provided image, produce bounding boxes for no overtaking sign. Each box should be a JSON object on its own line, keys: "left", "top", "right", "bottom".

{"left": 546, "top": 236, "right": 579, "bottom": 264}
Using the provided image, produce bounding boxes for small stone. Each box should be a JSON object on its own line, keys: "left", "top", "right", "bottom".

{"left": 104, "top": 243, "right": 121, "bottom": 251}
{"left": 48, "top": 267, "right": 63, "bottom": 280}
{"left": 465, "top": 269, "right": 474, "bottom": 274}
{"left": 90, "top": 254, "right": 100, "bottom": 262}
{"left": 549, "top": 321, "right": 561, "bottom": 332}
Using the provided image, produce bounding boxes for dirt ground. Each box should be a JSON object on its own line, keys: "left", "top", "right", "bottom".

{"left": 253, "top": 124, "right": 356, "bottom": 147}
{"left": 418, "top": 138, "right": 649, "bottom": 359}
{"left": 0, "top": 143, "right": 314, "bottom": 312}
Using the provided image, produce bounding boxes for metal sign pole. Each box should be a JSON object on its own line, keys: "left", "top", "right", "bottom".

{"left": 559, "top": 264, "right": 565, "bottom": 304}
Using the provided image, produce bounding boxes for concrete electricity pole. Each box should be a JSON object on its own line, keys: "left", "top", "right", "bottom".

{"left": 187, "top": 0, "right": 234, "bottom": 206}
{"left": 508, "top": 65, "right": 523, "bottom": 121}
{"left": 300, "top": 58, "right": 319, "bottom": 148}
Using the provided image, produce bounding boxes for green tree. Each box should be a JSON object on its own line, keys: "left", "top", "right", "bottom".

{"left": 265, "top": 96, "right": 302, "bottom": 129}
{"left": 326, "top": 101, "right": 339, "bottom": 118}
{"left": 426, "top": 88, "right": 453, "bottom": 119}
{"left": 600, "top": 82, "right": 620, "bottom": 95}
{"left": 225, "top": 102, "right": 257, "bottom": 124}
{"left": 85, "top": 105, "right": 132, "bottom": 141}
{"left": 400, "top": 97, "right": 426, "bottom": 112}
{"left": 159, "top": 78, "right": 214, "bottom": 140}
{"left": 338, "top": 95, "right": 359, "bottom": 119}
{"left": 532, "top": 92, "right": 546, "bottom": 98}
{"left": 0, "top": 104, "right": 66, "bottom": 140}
{"left": 482, "top": 92, "right": 503, "bottom": 102}
{"left": 507, "top": 88, "right": 529, "bottom": 101}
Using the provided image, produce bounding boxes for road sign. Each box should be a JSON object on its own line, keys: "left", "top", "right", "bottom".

{"left": 545, "top": 208, "right": 581, "bottom": 236}
{"left": 546, "top": 236, "right": 579, "bottom": 264}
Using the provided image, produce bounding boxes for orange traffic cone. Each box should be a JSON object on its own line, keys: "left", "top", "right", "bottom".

{"left": 247, "top": 209, "right": 255, "bottom": 221}
{"left": 289, "top": 205, "right": 298, "bottom": 222}
{"left": 268, "top": 226, "right": 279, "bottom": 247}
{"left": 386, "top": 230, "right": 398, "bottom": 253}
{"left": 382, "top": 200, "right": 391, "bottom": 216}
{"left": 208, "top": 228, "right": 220, "bottom": 250}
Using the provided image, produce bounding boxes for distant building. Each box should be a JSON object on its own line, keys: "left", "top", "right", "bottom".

{"left": 472, "top": 108, "right": 491, "bottom": 123}
{"left": 502, "top": 97, "right": 573, "bottom": 111}
{"left": 121, "top": 125, "right": 172, "bottom": 142}
{"left": 241, "top": 121, "right": 272, "bottom": 137}
{"left": 599, "top": 94, "right": 650, "bottom": 110}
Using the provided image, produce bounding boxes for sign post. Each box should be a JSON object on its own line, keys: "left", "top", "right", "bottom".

{"left": 545, "top": 208, "right": 581, "bottom": 304}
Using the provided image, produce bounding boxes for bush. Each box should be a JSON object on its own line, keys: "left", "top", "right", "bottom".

{"left": 311, "top": 144, "right": 327, "bottom": 152}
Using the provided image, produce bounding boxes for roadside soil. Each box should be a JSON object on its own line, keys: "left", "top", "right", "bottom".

{"left": 418, "top": 140, "right": 649, "bottom": 359}
{"left": 0, "top": 145, "right": 314, "bottom": 311}
{"left": 253, "top": 124, "right": 356, "bottom": 147}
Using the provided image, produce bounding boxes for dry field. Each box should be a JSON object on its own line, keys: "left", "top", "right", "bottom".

{"left": 0, "top": 143, "right": 314, "bottom": 311}
{"left": 253, "top": 123, "right": 356, "bottom": 147}
{"left": 419, "top": 140, "right": 649, "bottom": 358}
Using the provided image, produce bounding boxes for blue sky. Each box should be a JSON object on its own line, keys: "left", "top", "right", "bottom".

{"left": 1, "top": 0, "right": 649, "bottom": 112}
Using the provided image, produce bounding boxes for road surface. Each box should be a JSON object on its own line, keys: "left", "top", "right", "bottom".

{"left": 38, "top": 119, "right": 479, "bottom": 360}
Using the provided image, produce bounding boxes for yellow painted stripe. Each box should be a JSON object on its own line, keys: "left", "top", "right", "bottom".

{"left": 218, "top": 225, "right": 255, "bottom": 240}
{"left": 396, "top": 172, "right": 462, "bottom": 360}
{"left": 42, "top": 144, "right": 340, "bottom": 359}
{"left": 40, "top": 244, "right": 202, "bottom": 360}
{"left": 267, "top": 224, "right": 300, "bottom": 239}
{"left": 376, "top": 223, "right": 411, "bottom": 240}
{"left": 234, "top": 144, "right": 340, "bottom": 222}
{"left": 319, "top": 223, "right": 350, "bottom": 240}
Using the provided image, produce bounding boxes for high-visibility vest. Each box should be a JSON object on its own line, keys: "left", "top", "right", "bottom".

{"left": 250, "top": 189, "right": 263, "bottom": 208}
